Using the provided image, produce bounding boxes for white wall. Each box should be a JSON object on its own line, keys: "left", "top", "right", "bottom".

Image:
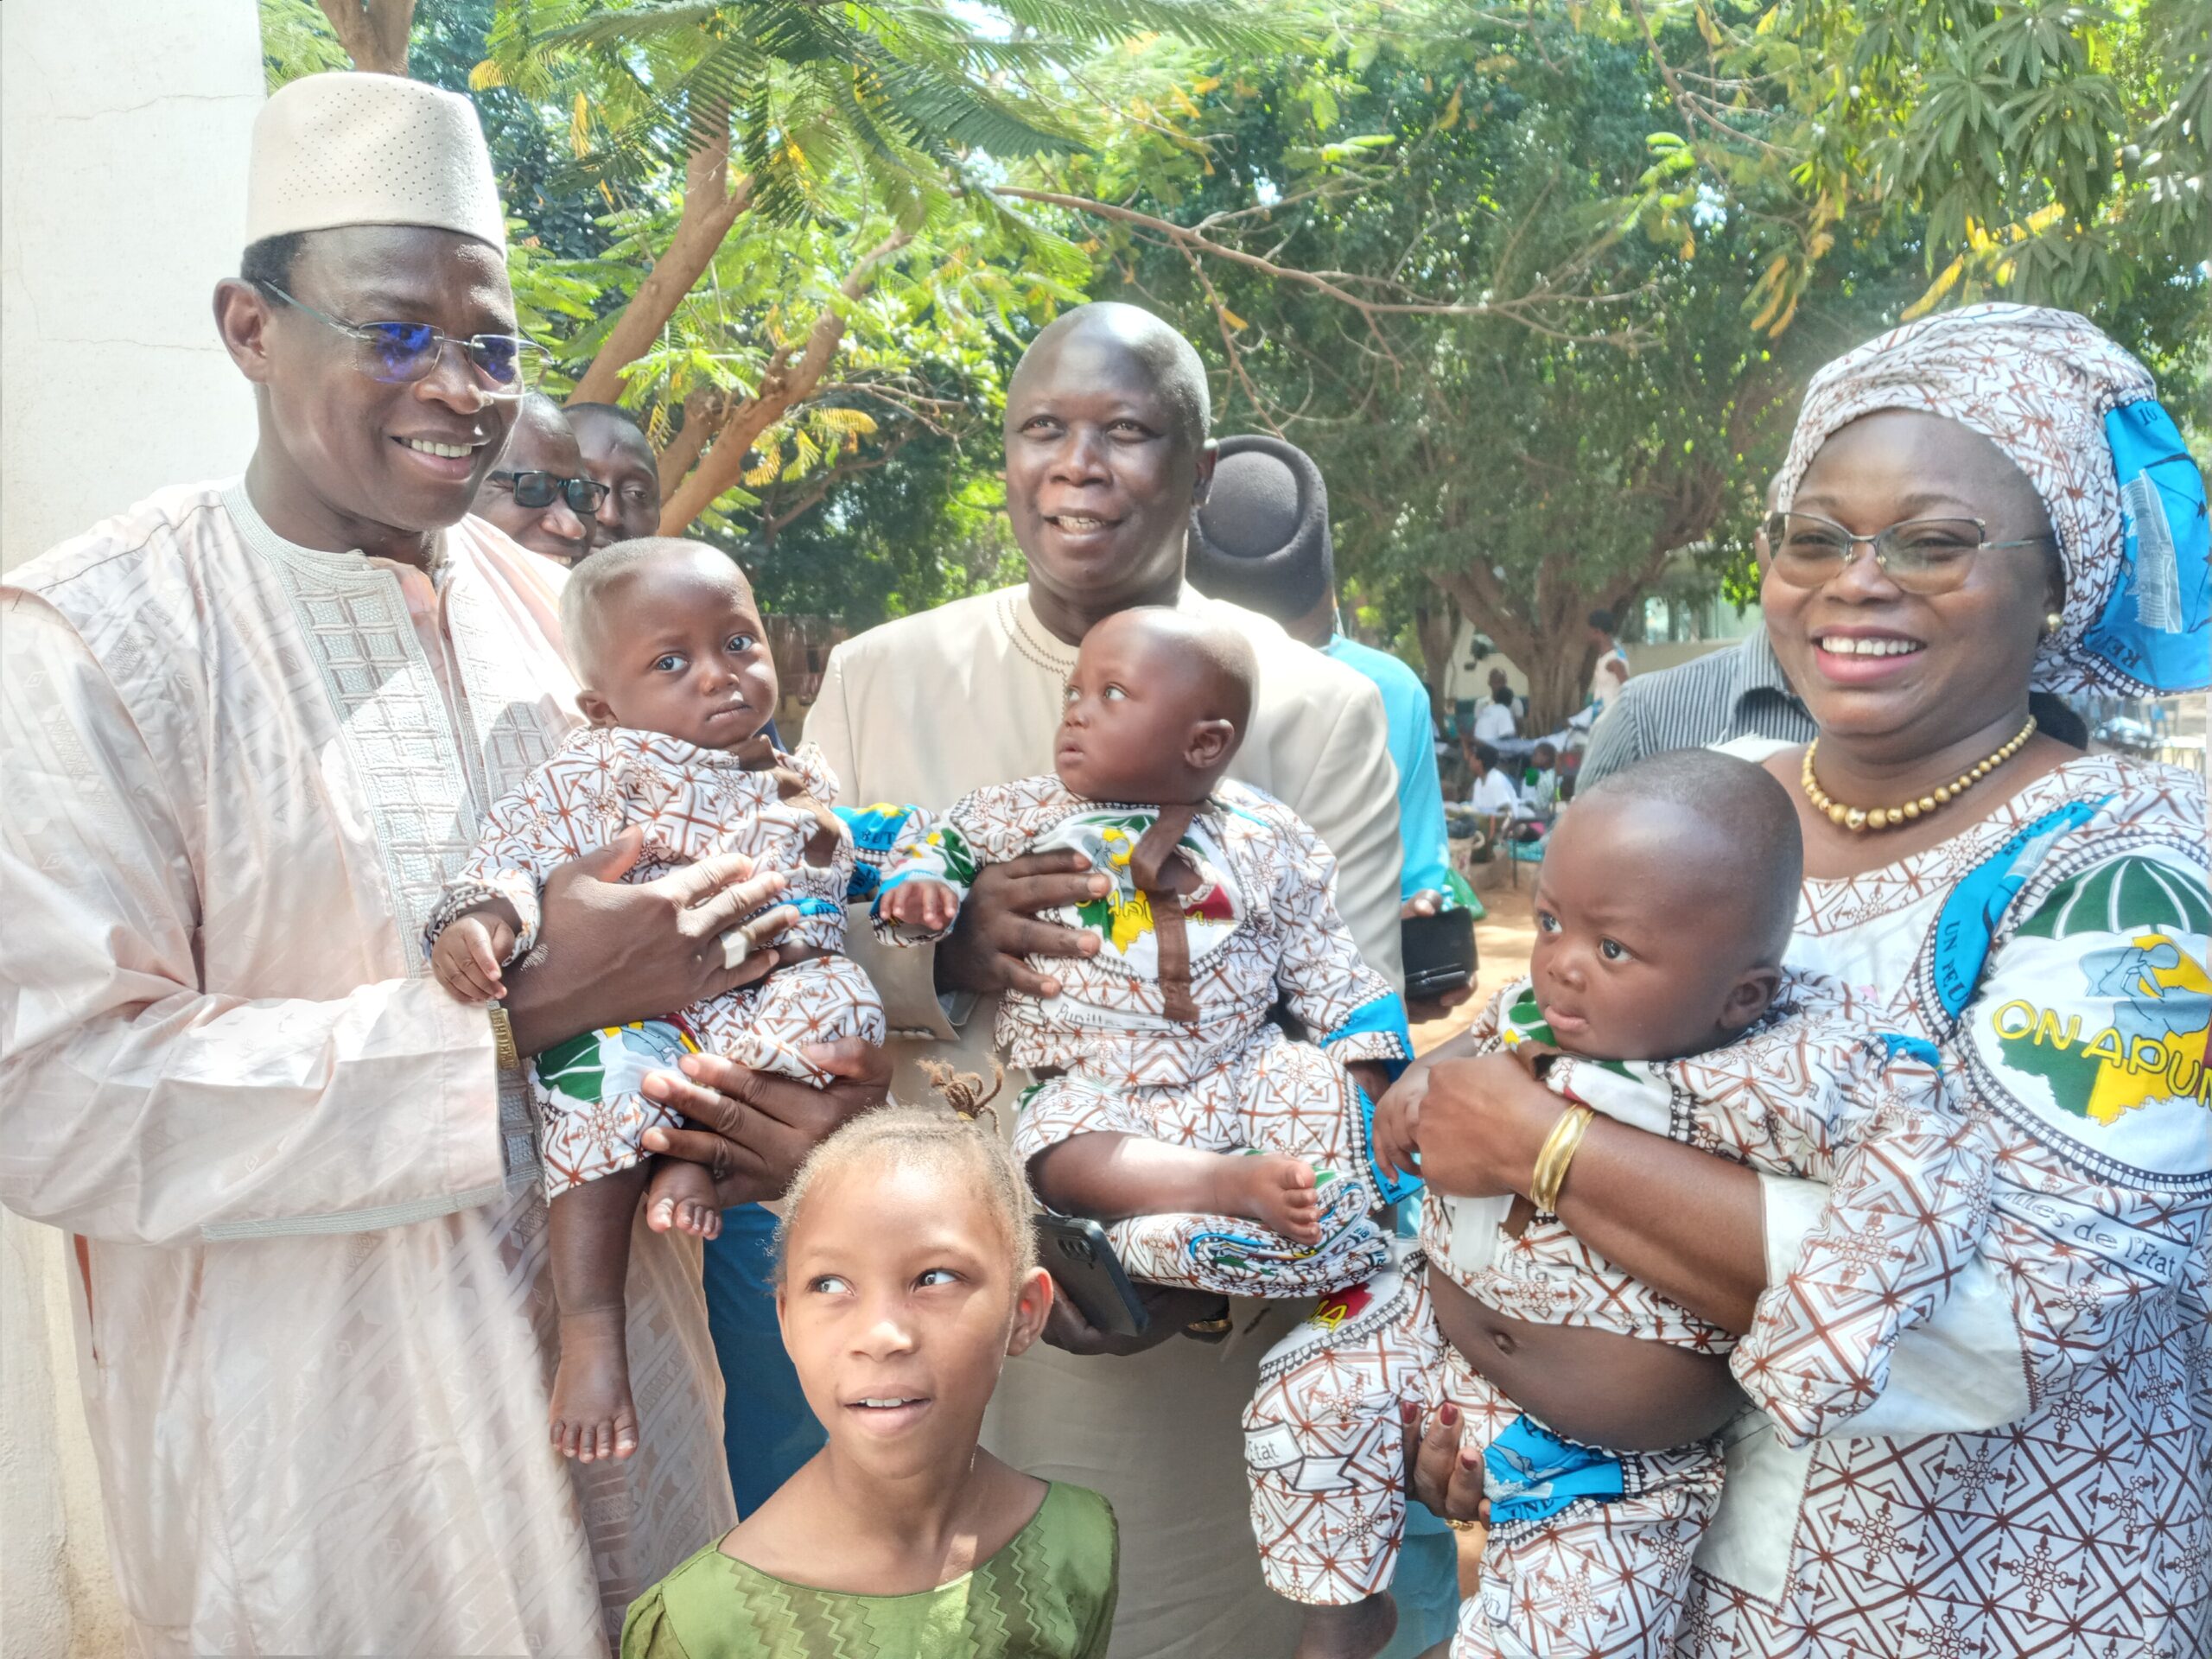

{"left": 0, "top": 3, "right": 264, "bottom": 1652}
{"left": 2, "top": 0, "right": 264, "bottom": 571}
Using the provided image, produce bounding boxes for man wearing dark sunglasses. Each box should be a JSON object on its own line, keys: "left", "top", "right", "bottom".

{"left": 473, "top": 392, "right": 599, "bottom": 564}
{"left": 568, "top": 401, "right": 666, "bottom": 545}
{"left": 1, "top": 72, "right": 887, "bottom": 1655}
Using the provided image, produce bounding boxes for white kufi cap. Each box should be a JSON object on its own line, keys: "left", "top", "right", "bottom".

{"left": 246, "top": 72, "right": 505, "bottom": 247}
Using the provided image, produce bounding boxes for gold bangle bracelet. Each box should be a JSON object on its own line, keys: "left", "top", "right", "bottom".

{"left": 1529, "top": 1103, "right": 1595, "bottom": 1214}
{"left": 1529, "top": 1105, "right": 1592, "bottom": 1213}
{"left": 487, "top": 1003, "right": 521, "bottom": 1072}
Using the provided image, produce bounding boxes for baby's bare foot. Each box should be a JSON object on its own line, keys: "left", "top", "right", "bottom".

{"left": 1213, "top": 1152, "right": 1323, "bottom": 1245}
{"left": 550, "top": 1306, "right": 639, "bottom": 1465}
{"left": 646, "top": 1158, "right": 722, "bottom": 1238}
{"left": 1294, "top": 1594, "right": 1397, "bottom": 1659}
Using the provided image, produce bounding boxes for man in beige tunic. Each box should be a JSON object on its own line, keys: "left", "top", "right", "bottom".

{"left": 0, "top": 74, "right": 865, "bottom": 1655}
{"left": 804, "top": 303, "right": 1404, "bottom": 1656}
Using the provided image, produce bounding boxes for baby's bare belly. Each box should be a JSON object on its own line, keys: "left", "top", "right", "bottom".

{"left": 1427, "top": 1265, "right": 1745, "bottom": 1452}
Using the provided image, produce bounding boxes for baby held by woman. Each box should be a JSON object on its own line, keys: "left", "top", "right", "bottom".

{"left": 1249, "top": 751, "right": 1971, "bottom": 1659}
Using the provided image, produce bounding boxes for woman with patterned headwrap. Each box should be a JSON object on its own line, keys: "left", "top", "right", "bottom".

{"left": 1396, "top": 303, "right": 2206, "bottom": 1659}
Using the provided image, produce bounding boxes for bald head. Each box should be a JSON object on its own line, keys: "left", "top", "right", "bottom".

{"left": 1580, "top": 749, "right": 1803, "bottom": 965}
{"left": 1527, "top": 748, "right": 1803, "bottom": 1060}
{"left": 1058, "top": 606, "right": 1257, "bottom": 804}
{"left": 1013, "top": 302, "right": 1211, "bottom": 449}
{"left": 1097, "top": 606, "right": 1257, "bottom": 729}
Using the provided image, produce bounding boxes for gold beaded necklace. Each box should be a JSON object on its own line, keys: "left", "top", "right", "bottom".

{"left": 1801, "top": 715, "right": 2037, "bottom": 832}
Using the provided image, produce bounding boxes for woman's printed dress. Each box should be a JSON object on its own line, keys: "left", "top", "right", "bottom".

{"left": 1244, "top": 974, "right": 1965, "bottom": 1659}
{"left": 1682, "top": 754, "right": 2209, "bottom": 1659}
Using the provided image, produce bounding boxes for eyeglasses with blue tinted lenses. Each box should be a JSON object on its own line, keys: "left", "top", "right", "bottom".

{"left": 255, "top": 281, "right": 544, "bottom": 400}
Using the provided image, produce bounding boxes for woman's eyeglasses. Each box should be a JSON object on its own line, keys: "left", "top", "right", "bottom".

{"left": 490, "top": 470, "right": 611, "bottom": 514}
{"left": 1764, "top": 511, "right": 2056, "bottom": 596}
{"left": 255, "top": 281, "right": 545, "bottom": 399}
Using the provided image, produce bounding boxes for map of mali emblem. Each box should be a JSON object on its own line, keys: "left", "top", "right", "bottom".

{"left": 1980, "top": 856, "right": 2209, "bottom": 1178}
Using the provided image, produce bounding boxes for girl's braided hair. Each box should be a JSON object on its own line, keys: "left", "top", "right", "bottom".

{"left": 772, "top": 1075, "right": 1035, "bottom": 1287}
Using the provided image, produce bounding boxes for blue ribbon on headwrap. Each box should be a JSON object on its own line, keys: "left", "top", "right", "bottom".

{"left": 2079, "top": 398, "right": 2209, "bottom": 695}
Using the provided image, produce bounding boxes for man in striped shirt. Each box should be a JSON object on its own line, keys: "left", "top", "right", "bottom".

{"left": 1578, "top": 619, "right": 1814, "bottom": 786}
{"left": 1581, "top": 477, "right": 1813, "bottom": 786}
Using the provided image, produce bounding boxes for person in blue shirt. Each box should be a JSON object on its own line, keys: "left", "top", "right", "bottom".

{"left": 1185, "top": 433, "right": 1465, "bottom": 1659}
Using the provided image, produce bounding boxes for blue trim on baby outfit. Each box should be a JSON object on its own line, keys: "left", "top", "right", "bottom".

{"left": 1484, "top": 1414, "right": 1627, "bottom": 1528}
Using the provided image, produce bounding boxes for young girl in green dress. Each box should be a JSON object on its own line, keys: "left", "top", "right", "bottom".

{"left": 622, "top": 1105, "right": 1119, "bottom": 1657}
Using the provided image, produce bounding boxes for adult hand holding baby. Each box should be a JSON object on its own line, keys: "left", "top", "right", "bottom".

{"left": 1393, "top": 1048, "right": 1557, "bottom": 1201}
{"left": 502, "top": 829, "right": 798, "bottom": 1057}
{"left": 1402, "top": 1399, "right": 1490, "bottom": 1529}
{"left": 1041, "top": 1281, "right": 1230, "bottom": 1357}
{"left": 934, "top": 850, "right": 1109, "bottom": 998}
{"left": 637, "top": 1037, "right": 891, "bottom": 1210}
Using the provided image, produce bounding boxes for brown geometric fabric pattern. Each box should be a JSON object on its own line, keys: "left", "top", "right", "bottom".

{"left": 1682, "top": 753, "right": 2209, "bottom": 1659}
{"left": 429, "top": 733, "right": 857, "bottom": 961}
{"left": 1432, "top": 975, "right": 1974, "bottom": 1379}
{"left": 878, "top": 775, "right": 1407, "bottom": 1295}
{"left": 533, "top": 955, "right": 885, "bottom": 1196}
{"left": 1244, "top": 1255, "right": 1725, "bottom": 1656}
{"left": 1240, "top": 970, "right": 1964, "bottom": 1651}
{"left": 873, "top": 775, "right": 1408, "bottom": 1084}
{"left": 1020, "top": 1025, "right": 1392, "bottom": 1298}
{"left": 430, "top": 731, "right": 884, "bottom": 1198}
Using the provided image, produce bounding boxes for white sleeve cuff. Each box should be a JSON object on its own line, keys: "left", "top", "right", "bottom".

{"left": 1844, "top": 1255, "right": 2031, "bottom": 1436}
{"left": 1758, "top": 1170, "right": 1830, "bottom": 1285}
{"left": 1758, "top": 1172, "right": 2030, "bottom": 1438}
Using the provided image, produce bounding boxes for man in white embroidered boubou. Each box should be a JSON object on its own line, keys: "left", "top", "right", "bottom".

{"left": 0, "top": 72, "right": 886, "bottom": 1656}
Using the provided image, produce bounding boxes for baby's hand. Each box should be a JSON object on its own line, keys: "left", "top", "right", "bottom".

{"left": 432, "top": 912, "right": 517, "bottom": 1003}
{"left": 1370, "top": 1072, "right": 1421, "bottom": 1185}
{"left": 878, "top": 878, "right": 961, "bottom": 934}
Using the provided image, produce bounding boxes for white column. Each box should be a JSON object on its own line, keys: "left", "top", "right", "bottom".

{"left": 0, "top": 3, "right": 263, "bottom": 1652}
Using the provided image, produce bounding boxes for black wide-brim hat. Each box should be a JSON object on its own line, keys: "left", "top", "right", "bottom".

{"left": 1186, "top": 433, "right": 1333, "bottom": 618}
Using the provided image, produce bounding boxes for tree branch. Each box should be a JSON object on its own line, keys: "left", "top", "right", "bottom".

{"left": 658, "top": 231, "right": 914, "bottom": 531}
{"left": 655, "top": 387, "right": 721, "bottom": 499}
{"left": 317, "top": 0, "right": 415, "bottom": 74}
{"left": 991, "top": 187, "right": 1649, "bottom": 345}
{"left": 572, "top": 116, "right": 756, "bottom": 406}
{"left": 760, "top": 429, "right": 917, "bottom": 537}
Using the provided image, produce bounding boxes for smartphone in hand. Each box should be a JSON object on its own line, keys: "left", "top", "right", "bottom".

{"left": 1034, "top": 1214, "right": 1151, "bottom": 1338}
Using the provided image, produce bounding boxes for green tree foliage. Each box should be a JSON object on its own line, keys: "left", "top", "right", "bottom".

{"left": 263, "top": 0, "right": 2202, "bottom": 645}
{"left": 1053, "top": 2, "right": 2202, "bottom": 722}
{"left": 1617, "top": 1, "right": 2209, "bottom": 357}
{"left": 743, "top": 434, "right": 1023, "bottom": 626}
{"left": 1053, "top": 10, "right": 1916, "bottom": 724}
{"left": 474, "top": 0, "right": 1277, "bottom": 546}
